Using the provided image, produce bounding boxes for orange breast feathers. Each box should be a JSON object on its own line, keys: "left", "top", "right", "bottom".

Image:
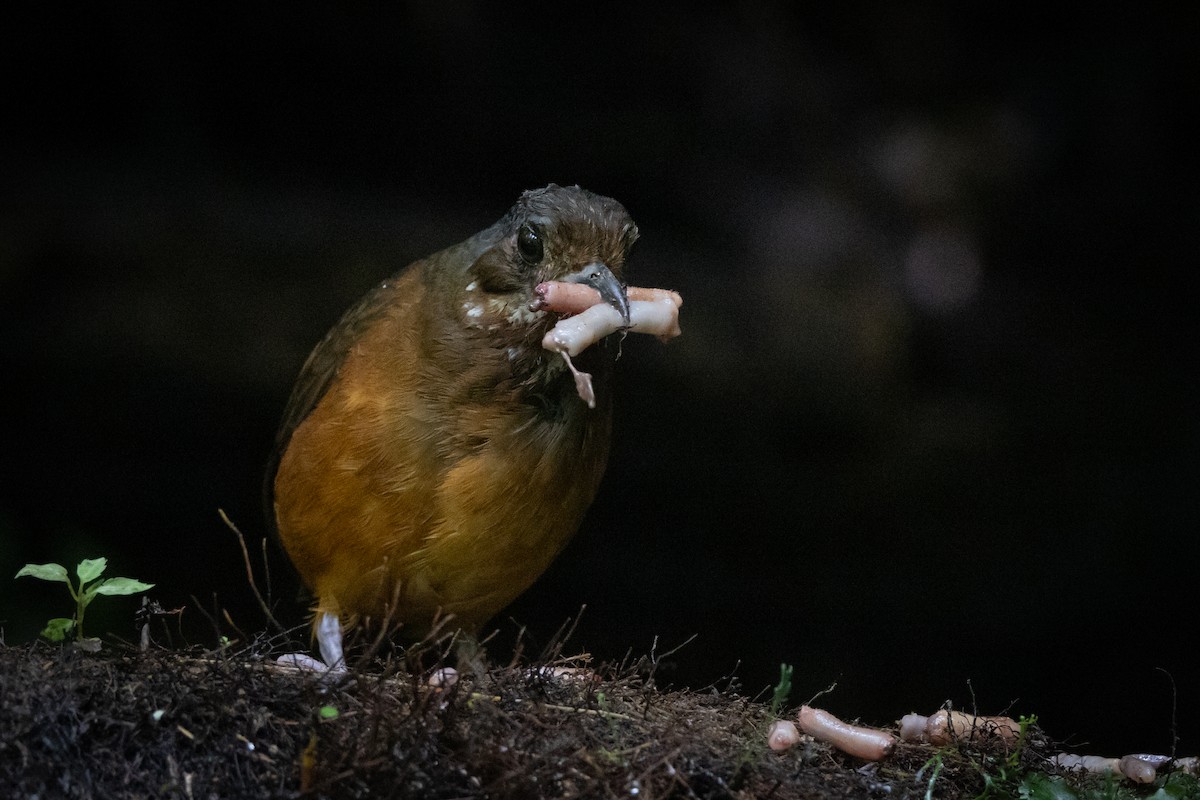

{"left": 266, "top": 184, "right": 680, "bottom": 662}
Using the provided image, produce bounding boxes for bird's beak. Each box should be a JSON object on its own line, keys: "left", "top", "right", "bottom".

{"left": 564, "top": 262, "right": 630, "bottom": 327}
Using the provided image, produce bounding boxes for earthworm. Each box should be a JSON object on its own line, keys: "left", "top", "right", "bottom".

{"left": 541, "top": 298, "right": 681, "bottom": 358}
{"left": 767, "top": 719, "right": 801, "bottom": 751}
{"left": 1053, "top": 753, "right": 1159, "bottom": 784}
{"left": 796, "top": 705, "right": 897, "bottom": 761}
{"left": 534, "top": 281, "right": 682, "bottom": 315}
{"left": 899, "top": 713, "right": 929, "bottom": 742}
{"left": 923, "top": 710, "right": 1020, "bottom": 746}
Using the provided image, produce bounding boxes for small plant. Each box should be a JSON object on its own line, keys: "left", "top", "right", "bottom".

{"left": 918, "top": 752, "right": 944, "bottom": 800}
{"left": 1006, "top": 713, "right": 1038, "bottom": 770}
{"left": 15, "top": 557, "right": 154, "bottom": 644}
{"left": 769, "top": 663, "right": 793, "bottom": 717}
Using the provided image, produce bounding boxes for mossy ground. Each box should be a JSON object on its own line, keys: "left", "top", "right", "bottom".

{"left": 3, "top": 628, "right": 1194, "bottom": 799}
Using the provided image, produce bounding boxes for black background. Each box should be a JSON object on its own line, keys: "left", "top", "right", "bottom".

{"left": 2, "top": 5, "right": 1195, "bottom": 757}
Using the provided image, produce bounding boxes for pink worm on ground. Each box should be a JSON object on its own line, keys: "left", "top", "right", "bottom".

{"left": 796, "top": 705, "right": 897, "bottom": 761}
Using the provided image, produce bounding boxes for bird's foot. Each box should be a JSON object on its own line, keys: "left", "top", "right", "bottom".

{"left": 273, "top": 610, "right": 347, "bottom": 674}
{"left": 275, "top": 652, "right": 339, "bottom": 672}
{"left": 452, "top": 632, "right": 489, "bottom": 677}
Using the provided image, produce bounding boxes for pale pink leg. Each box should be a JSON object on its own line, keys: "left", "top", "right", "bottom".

{"left": 316, "top": 610, "right": 345, "bottom": 671}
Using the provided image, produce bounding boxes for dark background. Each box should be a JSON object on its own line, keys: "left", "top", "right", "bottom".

{"left": 2, "top": 6, "right": 1194, "bottom": 757}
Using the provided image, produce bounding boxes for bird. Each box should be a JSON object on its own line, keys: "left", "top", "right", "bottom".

{"left": 265, "top": 184, "right": 639, "bottom": 670}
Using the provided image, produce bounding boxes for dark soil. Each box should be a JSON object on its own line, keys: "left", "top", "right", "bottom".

{"left": 0, "top": 636, "right": 1193, "bottom": 799}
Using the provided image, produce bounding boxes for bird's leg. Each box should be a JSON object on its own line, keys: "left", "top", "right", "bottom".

{"left": 316, "top": 610, "right": 346, "bottom": 671}
{"left": 453, "top": 631, "right": 489, "bottom": 677}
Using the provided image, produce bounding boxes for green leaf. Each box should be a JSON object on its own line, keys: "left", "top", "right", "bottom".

{"left": 93, "top": 577, "right": 155, "bottom": 596}
{"left": 76, "top": 558, "right": 108, "bottom": 584}
{"left": 15, "top": 563, "right": 70, "bottom": 583}
{"left": 1150, "top": 774, "right": 1200, "bottom": 799}
{"left": 42, "top": 618, "right": 75, "bottom": 641}
{"left": 770, "top": 663, "right": 793, "bottom": 716}
{"left": 1019, "top": 773, "right": 1079, "bottom": 800}
{"left": 318, "top": 705, "right": 339, "bottom": 720}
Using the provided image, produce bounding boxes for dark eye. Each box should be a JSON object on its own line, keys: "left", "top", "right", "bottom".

{"left": 517, "top": 223, "right": 544, "bottom": 264}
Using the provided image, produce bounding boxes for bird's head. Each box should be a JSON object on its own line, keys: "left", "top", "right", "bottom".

{"left": 450, "top": 184, "right": 638, "bottom": 343}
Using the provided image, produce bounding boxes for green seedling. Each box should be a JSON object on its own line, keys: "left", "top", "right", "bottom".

{"left": 1005, "top": 713, "right": 1038, "bottom": 770}
{"left": 918, "top": 752, "right": 944, "bottom": 800}
{"left": 769, "top": 663, "right": 793, "bottom": 717}
{"left": 15, "top": 557, "right": 154, "bottom": 644}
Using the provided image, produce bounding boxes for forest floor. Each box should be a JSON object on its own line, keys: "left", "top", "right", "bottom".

{"left": 3, "top": 627, "right": 1197, "bottom": 799}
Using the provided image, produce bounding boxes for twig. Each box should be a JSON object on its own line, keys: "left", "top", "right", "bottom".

{"left": 649, "top": 632, "right": 698, "bottom": 665}
{"left": 218, "top": 508, "right": 284, "bottom": 633}
{"left": 222, "top": 608, "right": 249, "bottom": 645}
{"left": 190, "top": 593, "right": 224, "bottom": 648}
{"left": 805, "top": 680, "right": 838, "bottom": 707}
{"left": 643, "top": 632, "right": 698, "bottom": 691}
{"left": 466, "top": 692, "right": 636, "bottom": 722}
{"left": 1156, "top": 666, "right": 1179, "bottom": 759}
{"left": 541, "top": 604, "right": 587, "bottom": 663}
{"left": 260, "top": 536, "right": 273, "bottom": 611}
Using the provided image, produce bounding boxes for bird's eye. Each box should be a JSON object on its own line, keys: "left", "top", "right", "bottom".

{"left": 517, "top": 223, "right": 544, "bottom": 264}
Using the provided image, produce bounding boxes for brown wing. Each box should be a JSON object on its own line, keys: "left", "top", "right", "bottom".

{"left": 262, "top": 275, "right": 401, "bottom": 534}
{"left": 261, "top": 224, "right": 498, "bottom": 536}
